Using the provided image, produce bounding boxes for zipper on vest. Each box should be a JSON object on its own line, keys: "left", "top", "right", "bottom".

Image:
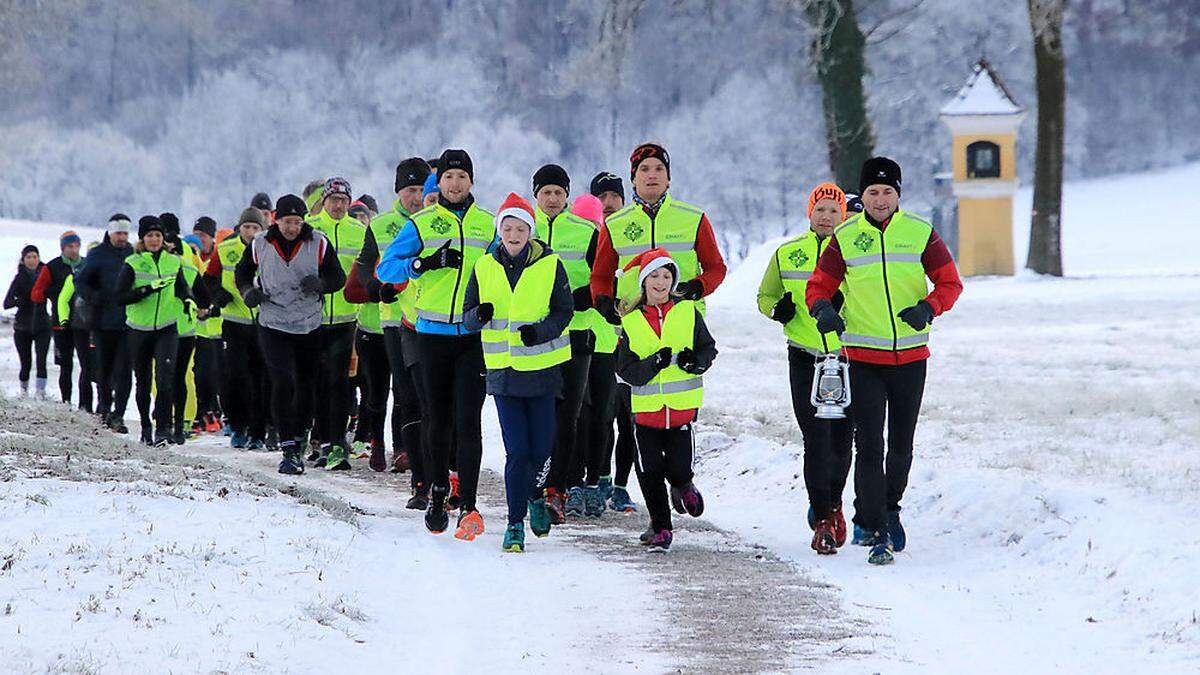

{"left": 878, "top": 226, "right": 898, "bottom": 350}
{"left": 448, "top": 210, "right": 466, "bottom": 324}
{"left": 816, "top": 236, "right": 829, "bottom": 354}
{"left": 327, "top": 223, "right": 338, "bottom": 325}
{"left": 152, "top": 254, "right": 162, "bottom": 329}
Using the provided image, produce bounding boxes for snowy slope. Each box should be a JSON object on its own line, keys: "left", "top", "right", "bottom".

{"left": 0, "top": 219, "right": 106, "bottom": 325}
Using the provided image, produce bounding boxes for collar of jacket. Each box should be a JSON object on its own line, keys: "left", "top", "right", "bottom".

{"left": 438, "top": 193, "right": 475, "bottom": 215}
{"left": 265, "top": 222, "right": 314, "bottom": 244}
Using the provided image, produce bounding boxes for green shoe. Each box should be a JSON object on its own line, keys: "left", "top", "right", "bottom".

{"left": 528, "top": 498, "right": 552, "bottom": 538}
{"left": 325, "top": 445, "right": 351, "bottom": 471}
{"left": 503, "top": 523, "right": 525, "bottom": 553}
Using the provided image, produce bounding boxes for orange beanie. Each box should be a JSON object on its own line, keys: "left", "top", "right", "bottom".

{"left": 807, "top": 182, "right": 846, "bottom": 219}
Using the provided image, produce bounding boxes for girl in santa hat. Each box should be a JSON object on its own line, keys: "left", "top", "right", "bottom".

{"left": 615, "top": 248, "right": 717, "bottom": 552}
{"left": 463, "top": 193, "right": 574, "bottom": 552}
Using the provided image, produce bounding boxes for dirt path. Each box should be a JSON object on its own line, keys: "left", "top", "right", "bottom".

{"left": 181, "top": 438, "right": 870, "bottom": 672}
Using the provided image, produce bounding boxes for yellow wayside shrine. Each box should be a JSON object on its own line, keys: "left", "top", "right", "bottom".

{"left": 939, "top": 59, "right": 1025, "bottom": 276}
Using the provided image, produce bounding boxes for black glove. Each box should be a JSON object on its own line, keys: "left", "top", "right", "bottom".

{"left": 518, "top": 324, "right": 538, "bottom": 346}
{"left": 415, "top": 241, "right": 462, "bottom": 272}
{"left": 475, "top": 302, "right": 494, "bottom": 325}
{"left": 595, "top": 295, "right": 620, "bottom": 325}
{"left": 810, "top": 298, "right": 845, "bottom": 335}
{"left": 831, "top": 290, "right": 845, "bottom": 313}
{"left": 213, "top": 287, "right": 235, "bottom": 308}
{"left": 242, "top": 287, "right": 269, "bottom": 308}
{"left": 897, "top": 300, "right": 934, "bottom": 331}
{"left": 771, "top": 292, "right": 797, "bottom": 324}
{"left": 572, "top": 285, "right": 593, "bottom": 312}
{"left": 379, "top": 284, "right": 399, "bottom": 304}
{"left": 651, "top": 347, "right": 673, "bottom": 371}
{"left": 299, "top": 275, "right": 324, "bottom": 295}
{"left": 208, "top": 304, "right": 221, "bottom": 318}
{"left": 673, "top": 279, "right": 704, "bottom": 301}
{"left": 132, "top": 284, "right": 157, "bottom": 301}
{"left": 676, "top": 347, "right": 709, "bottom": 375}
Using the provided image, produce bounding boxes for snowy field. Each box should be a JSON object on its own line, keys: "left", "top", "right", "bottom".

{"left": 2, "top": 163, "right": 1200, "bottom": 672}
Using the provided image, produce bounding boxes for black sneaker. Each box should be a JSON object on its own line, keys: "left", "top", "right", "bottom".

{"left": 313, "top": 443, "right": 330, "bottom": 468}
{"left": 886, "top": 511, "right": 906, "bottom": 553}
{"left": 171, "top": 427, "right": 185, "bottom": 445}
{"left": 406, "top": 485, "right": 429, "bottom": 511}
{"left": 425, "top": 489, "right": 449, "bottom": 533}
{"left": 152, "top": 433, "right": 172, "bottom": 448}
{"left": 140, "top": 425, "right": 154, "bottom": 446}
{"left": 278, "top": 442, "right": 305, "bottom": 475}
{"left": 639, "top": 526, "right": 656, "bottom": 546}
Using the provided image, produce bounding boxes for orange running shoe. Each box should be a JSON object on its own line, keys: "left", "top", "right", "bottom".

{"left": 454, "top": 510, "right": 485, "bottom": 541}
{"left": 446, "top": 471, "right": 461, "bottom": 511}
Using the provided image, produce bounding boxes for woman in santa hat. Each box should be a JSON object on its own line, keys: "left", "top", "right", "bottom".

{"left": 462, "top": 193, "right": 574, "bottom": 552}
{"left": 615, "top": 248, "right": 717, "bottom": 552}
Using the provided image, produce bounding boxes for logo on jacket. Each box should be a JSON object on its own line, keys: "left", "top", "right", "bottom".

{"left": 430, "top": 217, "right": 452, "bottom": 235}
{"left": 788, "top": 248, "right": 809, "bottom": 268}
{"left": 854, "top": 232, "right": 875, "bottom": 253}
{"left": 623, "top": 223, "right": 644, "bottom": 242}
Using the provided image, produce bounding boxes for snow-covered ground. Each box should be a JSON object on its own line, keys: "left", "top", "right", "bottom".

{"left": 3, "top": 162, "right": 1200, "bottom": 672}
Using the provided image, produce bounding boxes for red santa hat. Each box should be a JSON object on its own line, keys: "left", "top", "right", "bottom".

{"left": 494, "top": 192, "right": 537, "bottom": 235}
{"left": 616, "top": 247, "right": 678, "bottom": 291}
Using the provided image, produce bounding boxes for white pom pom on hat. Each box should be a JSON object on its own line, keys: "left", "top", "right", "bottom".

{"left": 617, "top": 247, "right": 678, "bottom": 291}
{"left": 494, "top": 192, "right": 537, "bottom": 236}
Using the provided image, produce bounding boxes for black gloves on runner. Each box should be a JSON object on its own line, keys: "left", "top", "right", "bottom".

{"left": 676, "top": 347, "right": 709, "bottom": 375}
{"left": 771, "top": 292, "right": 797, "bottom": 324}
{"left": 518, "top": 324, "right": 538, "bottom": 346}
{"left": 299, "top": 275, "right": 324, "bottom": 295}
{"left": 674, "top": 279, "right": 704, "bottom": 301}
{"left": 131, "top": 284, "right": 157, "bottom": 301}
{"left": 652, "top": 347, "right": 673, "bottom": 371}
{"left": 242, "top": 287, "right": 269, "bottom": 308}
{"left": 810, "top": 298, "right": 845, "bottom": 335}
{"left": 475, "top": 302, "right": 494, "bottom": 325}
{"left": 415, "top": 241, "right": 462, "bottom": 272}
{"left": 897, "top": 300, "right": 934, "bottom": 331}
{"left": 379, "top": 283, "right": 399, "bottom": 304}
{"left": 212, "top": 287, "right": 235, "bottom": 308}
{"left": 572, "top": 286, "right": 593, "bottom": 312}
{"left": 595, "top": 294, "right": 620, "bottom": 325}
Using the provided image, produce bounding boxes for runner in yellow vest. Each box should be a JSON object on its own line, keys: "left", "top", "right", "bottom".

{"left": 191, "top": 216, "right": 224, "bottom": 434}
{"left": 805, "top": 157, "right": 963, "bottom": 566}
{"left": 305, "top": 176, "right": 361, "bottom": 471}
{"left": 353, "top": 157, "right": 432, "bottom": 493}
{"left": 758, "top": 182, "right": 854, "bottom": 556}
{"left": 529, "top": 164, "right": 603, "bottom": 523}
{"left": 204, "top": 209, "right": 268, "bottom": 449}
{"left": 377, "top": 149, "right": 497, "bottom": 541}
{"left": 463, "top": 192, "right": 573, "bottom": 552}
{"left": 615, "top": 248, "right": 716, "bottom": 553}
{"left": 113, "top": 215, "right": 192, "bottom": 447}
{"left": 586, "top": 172, "right": 640, "bottom": 514}
{"left": 168, "top": 239, "right": 212, "bottom": 445}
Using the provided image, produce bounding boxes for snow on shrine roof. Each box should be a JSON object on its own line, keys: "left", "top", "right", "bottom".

{"left": 940, "top": 59, "right": 1022, "bottom": 116}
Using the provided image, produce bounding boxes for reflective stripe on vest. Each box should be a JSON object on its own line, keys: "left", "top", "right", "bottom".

{"left": 124, "top": 251, "right": 184, "bottom": 331}
{"left": 833, "top": 211, "right": 932, "bottom": 352}
{"left": 605, "top": 195, "right": 703, "bottom": 305}
{"left": 474, "top": 251, "right": 570, "bottom": 372}
{"left": 775, "top": 231, "right": 840, "bottom": 354}
{"left": 411, "top": 202, "right": 495, "bottom": 325}
{"left": 307, "top": 211, "right": 365, "bottom": 326}
{"left": 619, "top": 299, "right": 704, "bottom": 414}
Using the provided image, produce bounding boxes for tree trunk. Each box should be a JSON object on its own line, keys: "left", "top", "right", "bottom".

{"left": 805, "top": 0, "right": 875, "bottom": 190}
{"left": 1026, "top": 0, "right": 1067, "bottom": 276}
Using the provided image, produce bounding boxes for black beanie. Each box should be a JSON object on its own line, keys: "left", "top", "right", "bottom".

{"left": 274, "top": 194, "right": 308, "bottom": 220}
{"left": 358, "top": 194, "right": 379, "bottom": 214}
{"left": 395, "top": 157, "right": 432, "bottom": 193}
{"left": 437, "top": 149, "right": 474, "bottom": 182}
{"left": 20, "top": 244, "right": 39, "bottom": 258}
{"left": 533, "top": 164, "right": 570, "bottom": 196}
{"left": 193, "top": 216, "right": 217, "bottom": 237}
{"left": 158, "top": 212, "right": 181, "bottom": 236}
{"left": 251, "top": 192, "right": 272, "bottom": 210}
{"left": 589, "top": 172, "right": 625, "bottom": 201}
{"left": 859, "top": 157, "right": 902, "bottom": 196}
{"left": 630, "top": 142, "right": 670, "bottom": 179}
{"left": 844, "top": 192, "right": 864, "bottom": 213}
{"left": 138, "top": 215, "right": 164, "bottom": 239}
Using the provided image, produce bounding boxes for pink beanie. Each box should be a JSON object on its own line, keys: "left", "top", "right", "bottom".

{"left": 570, "top": 194, "right": 605, "bottom": 228}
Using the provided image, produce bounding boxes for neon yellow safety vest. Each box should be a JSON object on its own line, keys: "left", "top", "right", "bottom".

{"left": 307, "top": 211, "right": 365, "bottom": 326}
{"left": 620, "top": 300, "right": 704, "bottom": 413}
{"left": 177, "top": 253, "right": 200, "bottom": 338}
{"left": 124, "top": 251, "right": 183, "bottom": 331}
{"left": 474, "top": 249, "right": 571, "bottom": 372}
{"left": 535, "top": 207, "right": 597, "bottom": 334}
{"left": 605, "top": 194, "right": 703, "bottom": 305}
{"left": 57, "top": 273, "right": 75, "bottom": 327}
{"left": 410, "top": 201, "right": 495, "bottom": 324}
{"left": 833, "top": 211, "right": 932, "bottom": 351}
{"left": 775, "top": 231, "right": 842, "bottom": 355}
{"left": 216, "top": 236, "right": 257, "bottom": 325}
{"left": 369, "top": 201, "right": 417, "bottom": 330}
